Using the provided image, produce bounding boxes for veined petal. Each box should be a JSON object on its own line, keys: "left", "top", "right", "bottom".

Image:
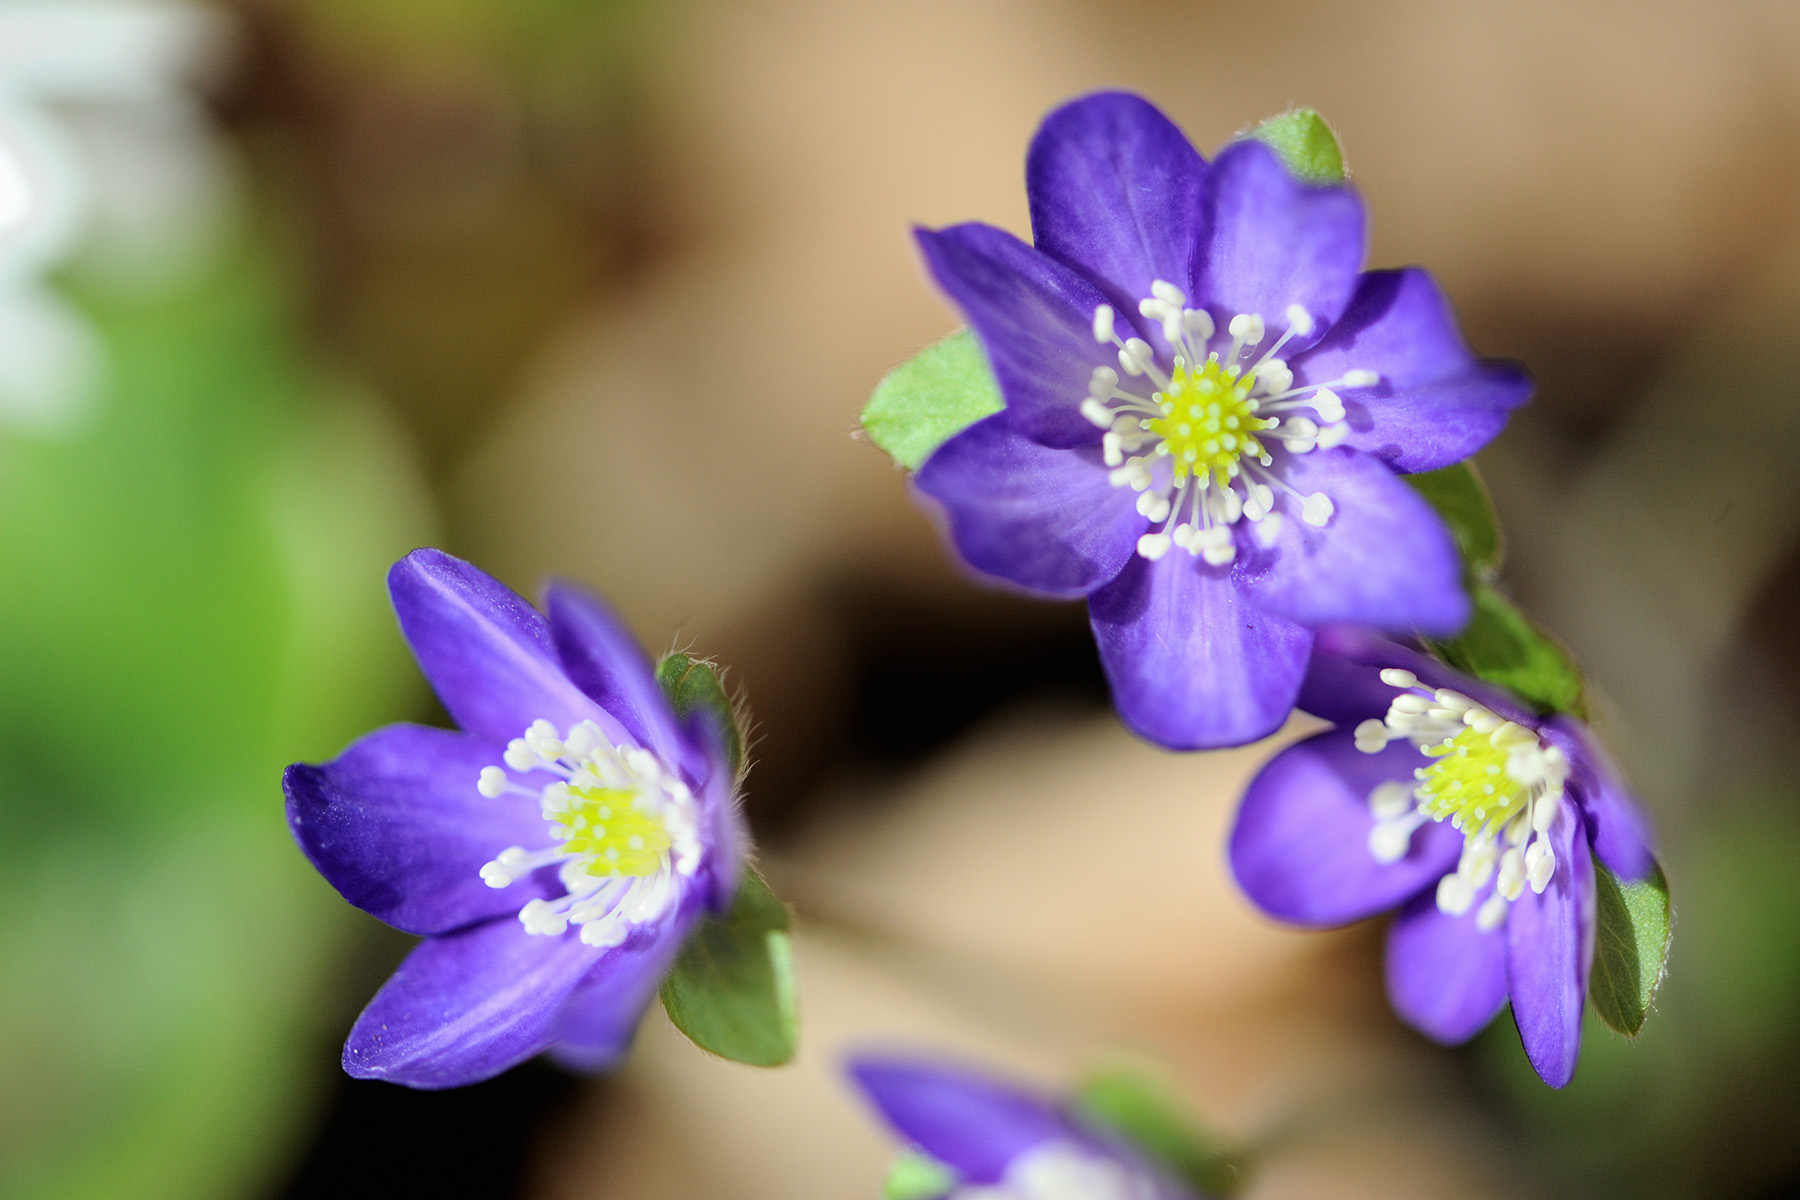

{"left": 284, "top": 724, "right": 558, "bottom": 936}
{"left": 546, "top": 582, "right": 686, "bottom": 768}
{"left": 914, "top": 412, "right": 1144, "bottom": 597}
{"left": 1088, "top": 553, "right": 1312, "bottom": 750}
{"left": 915, "top": 223, "right": 1134, "bottom": 448}
{"left": 1506, "top": 803, "right": 1595, "bottom": 1088}
{"left": 1544, "top": 718, "right": 1655, "bottom": 882}
{"left": 1237, "top": 448, "right": 1468, "bottom": 635}
{"left": 1292, "top": 269, "right": 1531, "bottom": 473}
{"left": 344, "top": 919, "right": 605, "bottom": 1089}
{"left": 388, "top": 549, "right": 615, "bottom": 745}
{"left": 1299, "top": 626, "right": 1537, "bottom": 728}
{"left": 1230, "top": 728, "right": 1462, "bottom": 925}
{"left": 1026, "top": 90, "right": 1208, "bottom": 349}
{"left": 848, "top": 1055, "right": 1069, "bottom": 1184}
{"left": 1386, "top": 891, "right": 1508, "bottom": 1044}
{"left": 1195, "top": 139, "right": 1365, "bottom": 349}
{"left": 549, "top": 899, "right": 699, "bottom": 1071}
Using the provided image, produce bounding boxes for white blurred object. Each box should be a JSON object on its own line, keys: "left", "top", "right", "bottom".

{"left": 0, "top": 0, "right": 231, "bottom": 437}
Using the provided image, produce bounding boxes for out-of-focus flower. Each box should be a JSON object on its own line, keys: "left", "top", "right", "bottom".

{"left": 285, "top": 549, "right": 745, "bottom": 1089}
{"left": 1229, "top": 628, "right": 1654, "bottom": 1086}
{"left": 849, "top": 1054, "right": 1199, "bottom": 1200}
{"left": 912, "top": 91, "right": 1530, "bottom": 749}
{"left": 0, "top": 0, "right": 227, "bottom": 434}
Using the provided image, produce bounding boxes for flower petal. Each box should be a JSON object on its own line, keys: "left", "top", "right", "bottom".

{"left": 847, "top": 1055, "right": 1069, "bottom": 1184}
{"left": 284, "top": 724, "right": 559, "bottom": 936}
{"left": 1195, "top": 139, "right": 1365, "bottom": 347}
{"left": 915, "top": 223, "right": 1130, "bottom": 448}
{"left": 549, "top": 901, "right": 699, "bottom": 1071}
{"left": 546, "top": 581, "right": 686, "bottom": 766}
{"left": 914, "top": 412, "right": 1144, "bottom": 596}
{"left": 1544, "top": 718, "right": 1655, "bottom": 882}
{"left": 1236, "top": 447, "right": 1468, "bottom": 635}
{"left": 1292, "top": 269, "right": 1531, "bottom": 473}
{"left": 1505, "top": 803, "right": 1595, "bottom": 1088}
{"left": 1385, "top": 890, "right": 1508, "bottom": 1044}
{"left": 1088, "top": 553, "right": 1312, "bottom": 749}
{"left": 388, "top": 549, "right": 607, "bottom": 744}
{"left": 1230, "top": 728, "right": 1462, "bottom": 925}
{"left": 343, "top": 919, "right": 605, "bottom": 1089}
{"left": 1299, "top": 626, "right": 1536, "bottom": 728}
{"left": 1026, "top": 91, "right": 1208, "bottom": 346}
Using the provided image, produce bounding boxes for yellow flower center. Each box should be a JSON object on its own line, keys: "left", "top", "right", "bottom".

{"left": 1144, "top": 357, "right": 1275, "bottom": 488}
{"left": 1414, "top": 726, "right": 1530, "bottom": 841}
{"left": 552, "top": 783, "right": 672, "bottom": 879}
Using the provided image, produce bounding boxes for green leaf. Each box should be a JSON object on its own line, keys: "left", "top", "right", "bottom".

{"left": 1405, "top": 461, "right": 1503, "bottom": 578}
{"left": 1589, "top": 857, "right": 1673, "bottom": 1037}
{"left": 883, "top": 1150, "right": 957, "bottom": 1200}
{"left": 861, "top": 328, "right": 1003, "bottom": 470}
{"left": 656, "top": 651, "right": 744, "bottom": 778}
{"left": 1428, "top": 584, "right": 1587, "bottom": 718}
{"left": 1071, "top": 1065, "right": 1244, "bottom": 1197}
{"left": 1245, "top": 109, "right": 1347, "bottom": 185}
{"left": 660, "top": 871, "right": 798, "bottom": 1067}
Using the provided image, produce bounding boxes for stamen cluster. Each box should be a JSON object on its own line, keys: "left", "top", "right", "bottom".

{"left": 1355, "top": 669, "right": 1569, "bottom": 931}
{"left": 477, "top": 718, "right": 701, "bottom": 947}
{"left": 1081, "top": 280, "right": 1374, "bottom": 565}
{"left": 953, "top": 1141, "right": 1159, "bottom": 1200}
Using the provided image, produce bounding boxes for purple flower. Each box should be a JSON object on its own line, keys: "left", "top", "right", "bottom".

{"left": 912, "top": 92, "right": 1530, "bottom": 749}
{"left": 284, "top": 549, "right": 744, "bottom": 1089}
{"left": 849, "top": 1054, "right": 1198, "bottom": 1200}
{"left": 1228, "top": 628, "right": 1654, "bottom": 1087}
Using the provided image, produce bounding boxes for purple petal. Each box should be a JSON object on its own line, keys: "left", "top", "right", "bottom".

{"left": 285, "top": 724, "right": 558, "bottom": 936}
{"left": 1385, "top": 891, "right": 1508, "bottom": 1043}
{"left": 549, "top": 900, "right": 699, "bottom": 1071}
{"left": 1543, "top": 719, "right": 1655, "bottom": 882}
{"left": 1291, "top": 269, "right": 1531, "bottom": 473}
{"left": 847, "top": 1055, "right": 1069, "bottom": 1184}
{"left": 546, "top": 582, "right": 686, "bottom": 767}
{"left": 1194, "top": 139, "right": 1365, "bottom": 347}
{"left": 1236, "top": 448, "right": 1468, "bottom": 635}
{"left": 1505, "top": 803, "right": 1595, "bottom": 1088}
{"left": 1230, "top": 728, "right": 1461, "bottom": 925}
{"left": 344, "top": 918, "right": 605, "bottom": 1089}
{"left": 1088, "top": 553, "right": 1312, "bottom": 749}
{"left": 914, "top": 412, "right": 1144, "bottom": 596}
{"left": 915, "top": 223, "right": 1130, "bottom": 448}
{"left": 1026, "top": 91, "right": 1208, "bottom": 348}
{"left": 1299, "top": 627, "right": 1537, "bottom": 728}
{"left": 388, "top": 549, "right": 608, "bottom": 744}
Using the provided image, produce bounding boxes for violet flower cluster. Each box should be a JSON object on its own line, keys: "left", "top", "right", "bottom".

{"left": 911, "top": 91, "right": 1530, "bottom": 749}
{"left": 285, "top": 550, "right": 743, "bottom": 1088}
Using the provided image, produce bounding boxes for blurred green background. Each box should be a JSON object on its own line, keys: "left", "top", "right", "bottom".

{"left": 2, "top": 1, "right": 1799, "bottom": 1198}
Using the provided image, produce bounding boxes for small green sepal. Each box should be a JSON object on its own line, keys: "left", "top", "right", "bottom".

{"left": 1427, "top": 584, "right": 1587, "bottom": 719}
{"left": 883, "top": 1149, "right": 958, "bottom": 1200}
{"left": 861, "top": 327, "right": 1004, "bottom": 471}
{"left": 1589, "top": 856, "right": 1673, "bottom": 1037}
{"left": 656, "top": 651, "right": 744, "bottom": 779}
{"left": 1070, "top": 1065, "right": 1245, "bottom": 1197}
{"left": 1405, "top": 461, "right": 1503, "bottom": 580}
{"left": 1244, "top": 108, "right": 1347, "bottom": 185}
{"left": 660, "top": 870, "right": 798, "bottom": 1067}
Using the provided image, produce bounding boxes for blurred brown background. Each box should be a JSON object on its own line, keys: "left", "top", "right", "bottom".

{"left": 6, "top": 1, "right": 1800, "bottom": 1198}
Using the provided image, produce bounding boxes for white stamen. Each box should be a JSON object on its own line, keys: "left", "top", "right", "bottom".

{"left": 1380, "top": 668, "right": 1419, "bottom": 688}
{"left": 1437, "top": 873, "right": 1475, "bottom": 915}
{"left": 1183, "top": 308, "right": 1214, "bottom": 342}
{"left": 1302, "top": 493, "right": 1335, "bottom": 526}
{"left": 1092, "top": 304, "right": 1115, "bottom": 344}
{"left": 1342, "top": 369, "right": 1379, "bottom": 388}
{"left": 1311, "top": 387, "right": 1345, "bottom": 422}
{"left": 1316, "top": 421, "right": 1350, "bottom": 449}
{"left": 1477, "top": 891, "right": 1510, "bottom": 931}
{"left": 1151, "top": 279, "right": 1186, "bottom": 306}
{"left": 478, "top": 766, "right": 510, "bottom": 798}
{"left": 1137, "top": 531, "right": 1171, "bottom": 560}
{"left": 1284, "top": 303, "right": 1315, "bottom": 337}
{"left": 1228, "top": 312, "right": 1265, "bottom": 345}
